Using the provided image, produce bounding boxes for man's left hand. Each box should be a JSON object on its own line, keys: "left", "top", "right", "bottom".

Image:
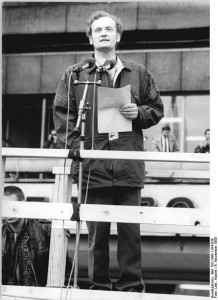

{"left": 119, "top": 103, "right": 138, "bottom": 120}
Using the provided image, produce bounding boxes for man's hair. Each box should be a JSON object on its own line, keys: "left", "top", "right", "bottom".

{"left": 162, "top": 124, "right": 171, "bottom": 131}
{"left": 4, "top": 185, "right": 25, "bottom": 201}
{"left": 204, "top": 128, "right": 210, "bottom": 135}
{"left": 86, "top": 11, "right": 123, "bottom": 38}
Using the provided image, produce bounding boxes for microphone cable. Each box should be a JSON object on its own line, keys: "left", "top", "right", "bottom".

{"left": 60, "top": 71, "right": 74, "bottom": 300}
{"left": 59, "top": 69, "right": 75, "bottom": 300}
{"left": 83, "top": 70, "right": 98, "bottom": 205}
{"left": 65, "top": 71, "right": 74, "bottom": 150}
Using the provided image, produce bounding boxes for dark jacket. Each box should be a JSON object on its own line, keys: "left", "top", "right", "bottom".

{"left": 43, "top": 140, "right": 61, "bottom": 149}
{"left": 53, "top": 56, "right": 164, "bottom": 189}
{"left": 2, "top": 219, "right": 50, "bottom": 286}
{"left": 194, "top": 140, "right": 210, "bottom": 153}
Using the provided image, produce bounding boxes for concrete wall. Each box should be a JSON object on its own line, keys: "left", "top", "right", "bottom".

{"left": 2, "top": 2, "right": 209, "bottom": 34}
{"left": 2, "top": 49, "right": 209, "bottom": 95}
{"left": 2, "top": 2, "right": 210, "bottom": 94}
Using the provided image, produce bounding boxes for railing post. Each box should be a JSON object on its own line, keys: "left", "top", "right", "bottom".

{"left": 47, "top": 165, "right": 72, "bottom": 287}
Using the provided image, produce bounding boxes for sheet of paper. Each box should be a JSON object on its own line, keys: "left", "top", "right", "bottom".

{"left": 97, "top": 84, "right": 132, "bottom": 133}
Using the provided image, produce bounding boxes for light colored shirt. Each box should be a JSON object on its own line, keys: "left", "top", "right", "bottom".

{"left": 95, "top": 54, "right": 124, "bottom": 87}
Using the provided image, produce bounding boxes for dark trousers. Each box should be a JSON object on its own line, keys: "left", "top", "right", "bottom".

{"left": 84, "top": 186, "right": 145, "bottom": 292}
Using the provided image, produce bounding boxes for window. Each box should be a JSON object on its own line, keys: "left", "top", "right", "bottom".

{"left": 143, "top": 95, "right": 210, "bottom": 152}
{"left": 2, "top": 96, "right": 54, "bottom": 148}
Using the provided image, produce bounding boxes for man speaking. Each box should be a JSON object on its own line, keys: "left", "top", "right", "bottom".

{"left": 53, "top": 10, "right": 164, "bottom": 292}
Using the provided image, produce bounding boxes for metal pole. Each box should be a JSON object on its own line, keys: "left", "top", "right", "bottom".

{"left": 6, "top": 118, "right": 10, "bottom": 143}
{"left": 39, "top": 98, "right": 46, "bottom": 179}
{"left": 40, "top": 98, "right": 46, "bottom": 149}
{"left": 73, "top": 83, "right": 89, "bottom": 288}
{"left": 73, "top": 144, "right": 84, "bottom": 287}
{"left": 181, "top": 96, "right": 186, "bottom": 152}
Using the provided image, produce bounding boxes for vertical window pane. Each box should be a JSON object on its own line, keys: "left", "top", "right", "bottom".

{"left": 185, "top": 95, "right": 210, "bottom": 153}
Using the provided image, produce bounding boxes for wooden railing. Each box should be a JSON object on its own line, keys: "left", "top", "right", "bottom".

{"left": 3, "top": 148, "right": 209, "bottom": 183}
{"left": 1, "top": 148, "right": 210, "bottom": 300}
{"left": 2, "top": 285, "right": 209, "bottom": 300}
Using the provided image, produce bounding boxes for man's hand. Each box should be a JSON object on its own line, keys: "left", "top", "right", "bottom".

{"left": 119, "top": 103, "right": 138, "bottom": 120}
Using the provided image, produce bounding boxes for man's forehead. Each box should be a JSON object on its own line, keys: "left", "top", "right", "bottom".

{"left": 4, "top": 194, "right": 18, "bottom": 201}
{"left": 91, "top": 16, "right": 116, "bottom": 28}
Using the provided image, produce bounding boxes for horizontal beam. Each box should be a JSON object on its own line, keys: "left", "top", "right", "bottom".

{"left": 2, "top": 201, "right": 209, "bottom": 235}
{"left": 5, "top": 158, "right": 71, "bottom": 173}
{"left": 178, "top": 284, "right": 209, "bottom": 291}
{"left": 2, "top": 285, "right": 209, "bottom": 300}
{"left": 65, "top": 221, "right": 208, "bottom": 236}
{"left": 4, "top": 161, "right": 210, "bottom": 179}
{"left": 145, "top": 169, "right": 209, "bottom": 179}
{"left": 79, "top": 150, "right": 210, "bottom": 163}
{"left": 2, "top": 148, "right": 210, "bottom": 163}
{"left": 2, "top": 201, "right": 209, "bottom": 225}
{"left": 2, "top": 148, "right": 69, "bottom": 159}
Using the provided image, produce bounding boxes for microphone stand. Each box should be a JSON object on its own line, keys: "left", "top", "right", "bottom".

{"left": 72, "top": 68, "right": 102, "bottom": 288}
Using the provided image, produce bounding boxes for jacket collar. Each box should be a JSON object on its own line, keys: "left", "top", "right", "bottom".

{"left": 86, "top": 54, "right": 131, "bottom": 74}
{"left": 118, "top": 56, "right": 132, "bottom": 71}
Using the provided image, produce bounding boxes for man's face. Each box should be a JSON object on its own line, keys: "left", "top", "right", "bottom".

{"left": 89, "top": 16, "right": 120, "bottom": 52}
{"left": 3, "top": 193, "right": 24, "bottom": 225}
{"left": 51, "top": 130, "right": 57, "bottom": 143}
{"left": 162, "top": 129, "right": 170, "bottom": 137}
{"left": 205, "top": 130, "right": 210, "bottom": 141}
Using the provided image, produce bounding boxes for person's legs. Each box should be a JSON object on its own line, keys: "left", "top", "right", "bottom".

{"left": 114, "top": 187, "right": 145, "bottom": 292}
{"left": 85, "top": 187, "right": 113, "bottom": 290}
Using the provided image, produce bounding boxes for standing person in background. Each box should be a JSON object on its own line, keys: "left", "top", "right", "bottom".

{"left": 2, "top": 186, "right": 50, "bottom": 286}
{"left": 152, "top": 124, "right": 179, "bottom": 152}
{"left": 43, "top": 129, "right": 60, "bottom": 149}
{"left": 194, "top": 128, "right": 210, "bottom": 153}
{"left": 43, "top": 129, "right": 61, "bottom": 178}
{"left": 54, "top": 10, "right": 164, "bottom": 292}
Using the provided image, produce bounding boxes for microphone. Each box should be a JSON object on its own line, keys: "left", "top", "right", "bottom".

{"left": 98, "top": 59, "right": 116, "bottom": 72}
{"left": 72, "top": 58, "right": 95, "bottom": 72}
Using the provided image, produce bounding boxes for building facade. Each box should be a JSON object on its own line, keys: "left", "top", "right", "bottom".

{"left": 2, "top": 1, "right": 210, "bottom": 152}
